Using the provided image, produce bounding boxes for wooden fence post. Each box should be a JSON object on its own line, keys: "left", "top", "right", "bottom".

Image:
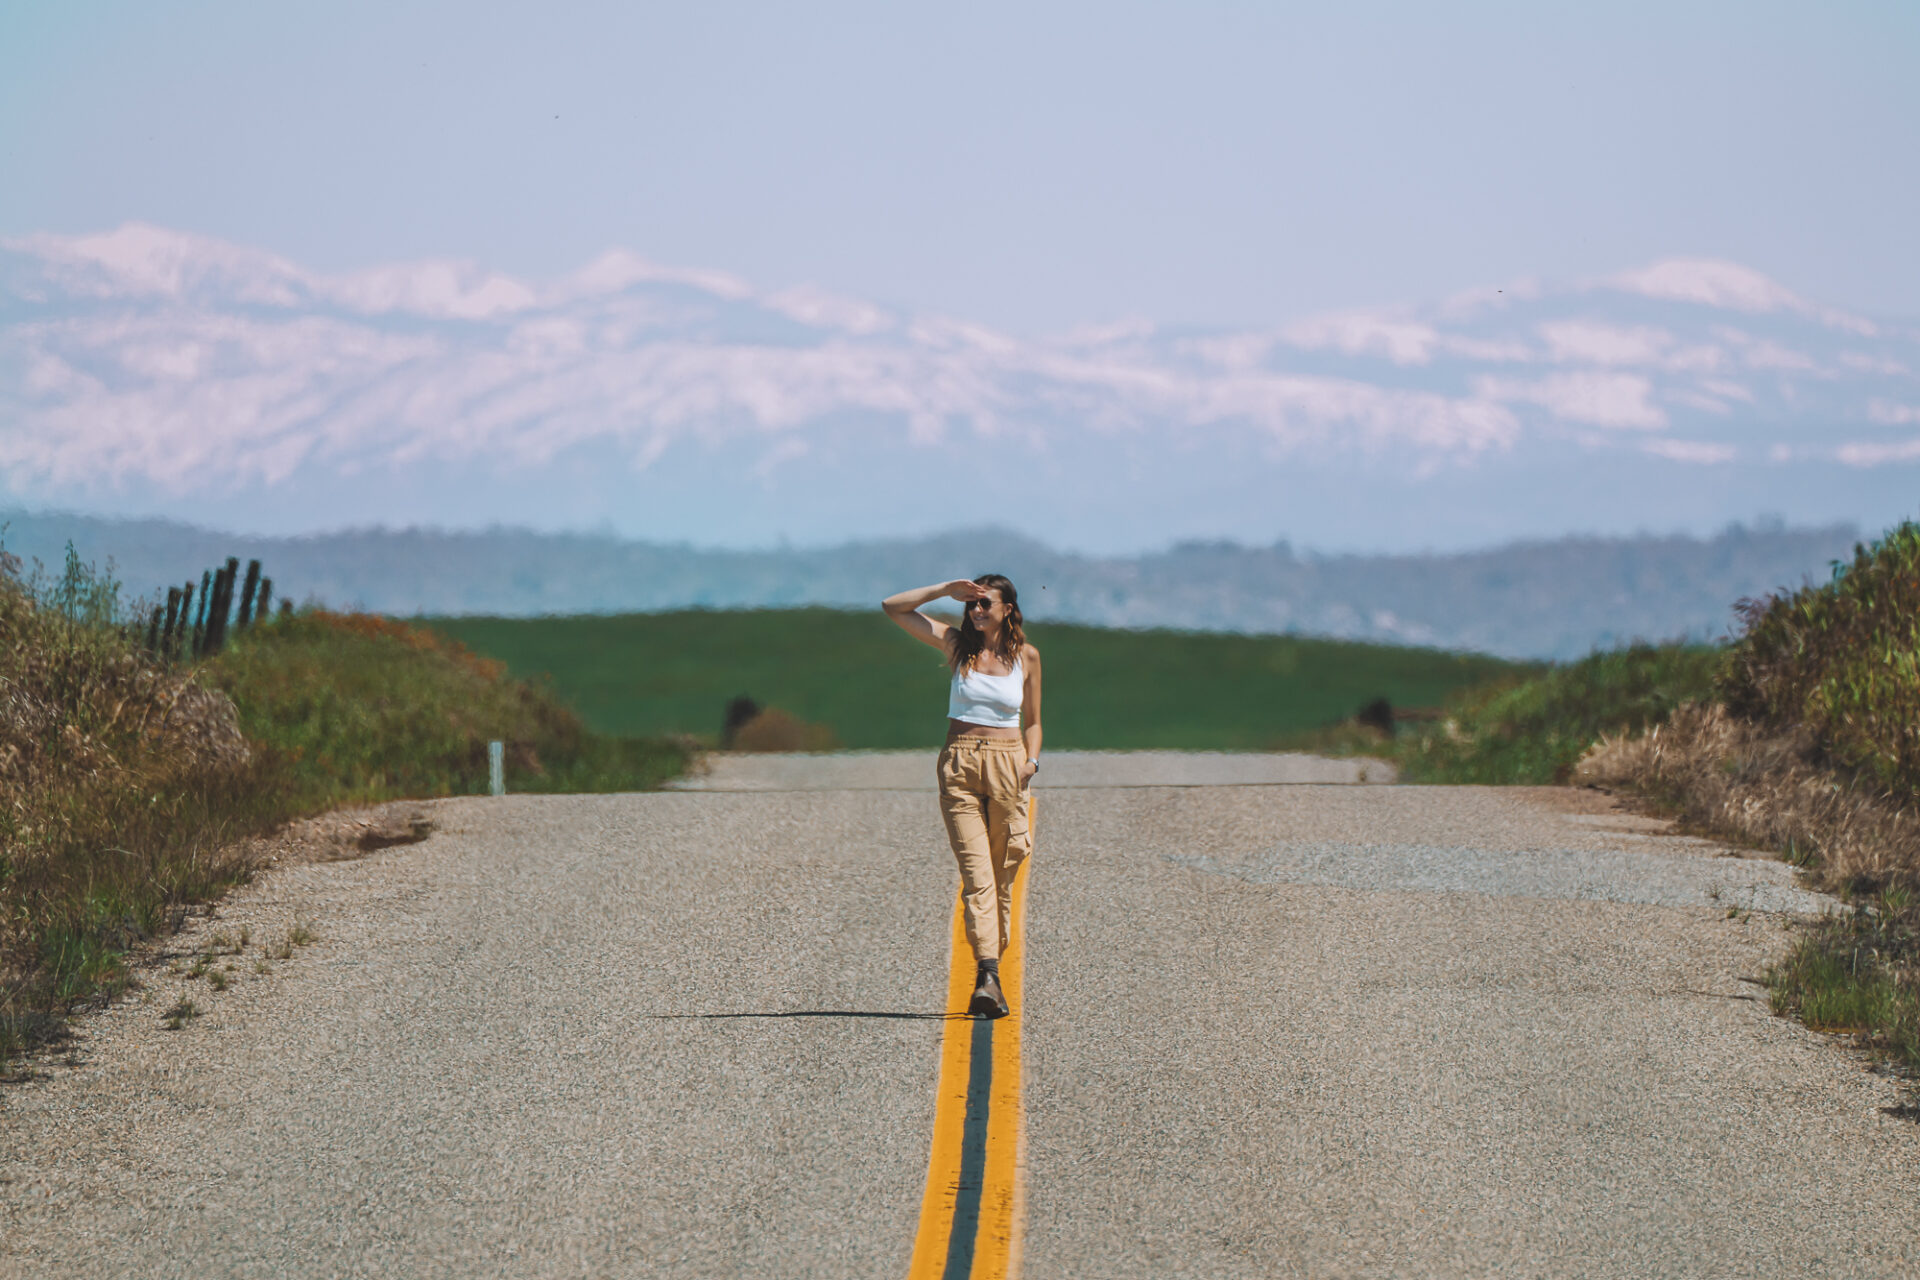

{"left": 176, "top": 582, "right": 195, "bottom": 660}
{"left": 237, "top": 559, "right": 262, "bottom": 629}
{"left": 206, "top": 558, "right": 239, "bottom": 654}
{"left": 193, "top": 569, "right": 211, "bottom": 655}
{"left": 161, "top": 586, "right": 182, "bottom": 658}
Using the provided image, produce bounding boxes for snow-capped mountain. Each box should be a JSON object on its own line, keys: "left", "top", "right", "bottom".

{"left": 2, "top": 224, "right": 1914, "bottom": 551}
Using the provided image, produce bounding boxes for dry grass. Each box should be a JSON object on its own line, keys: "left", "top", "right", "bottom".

{"left": 1, "top": 556, "right": 289, "bottom": 1063}
{"left": 1578, "top": 703, "right": 1920, "bottom": 892}
{"left": 1582, "top": 709, "right": 1920, "bottom": 1077}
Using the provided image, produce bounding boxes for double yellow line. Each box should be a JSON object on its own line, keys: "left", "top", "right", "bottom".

{"left": 906, "top": 799, "right": 1033, "bottom": 1280}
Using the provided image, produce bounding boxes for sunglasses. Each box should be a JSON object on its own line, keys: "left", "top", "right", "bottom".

{"left": 967, "top": 598, "right": 1002, "bottom": 611}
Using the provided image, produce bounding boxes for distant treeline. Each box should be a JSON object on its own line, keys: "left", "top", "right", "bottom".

{"left": 0, "top": 511, "right": 1864, "bottom": 660}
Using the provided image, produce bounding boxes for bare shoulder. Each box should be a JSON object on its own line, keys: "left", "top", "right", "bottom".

{"left": 1022, "top": 642, "right": 1042, "bottom": 666}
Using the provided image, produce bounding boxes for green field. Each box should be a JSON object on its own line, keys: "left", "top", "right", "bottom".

{"left": 424, "top": 608, "right": 1530, "bottom": 750}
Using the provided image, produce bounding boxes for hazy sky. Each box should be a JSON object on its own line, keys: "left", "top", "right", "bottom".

{"left": 4, "top": 1, "right": 1916, "bottom": 334}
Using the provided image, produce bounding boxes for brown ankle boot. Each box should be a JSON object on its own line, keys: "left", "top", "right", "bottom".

{"left": 969, "top": 965, "right": 1009, "bottom": 1019}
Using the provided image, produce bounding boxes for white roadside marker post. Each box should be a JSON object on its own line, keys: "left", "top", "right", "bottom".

{"left": 488, "top": 740, "right": 505, "bottom": 797}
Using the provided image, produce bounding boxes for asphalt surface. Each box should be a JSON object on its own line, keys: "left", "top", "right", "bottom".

{"left": 3, "top": 752, "right": 1914, "bottom": 1279}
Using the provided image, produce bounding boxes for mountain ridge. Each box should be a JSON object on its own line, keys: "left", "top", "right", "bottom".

{"left": 3, "top": 225, "right": 1915, "bottom": 552}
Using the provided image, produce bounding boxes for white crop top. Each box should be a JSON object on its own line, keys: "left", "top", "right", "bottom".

{"left": 948, "top": 656, "right": 1024, "bottom": 728}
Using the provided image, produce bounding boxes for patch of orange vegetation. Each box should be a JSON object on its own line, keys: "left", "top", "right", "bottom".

{"left": 311, "top": 611, "right": 506, "bottom": 682}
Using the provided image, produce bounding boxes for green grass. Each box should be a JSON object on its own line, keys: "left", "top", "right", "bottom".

{"left": 206, "top": 611, "right": 689, "bottom": 800}
{"left": 423, "top": 608, "right": 1530, "bottom": 750}
{"left": 1770, "top": 896, "right": 1920, "bottom": 1072}
{"left": 1389, "top": 643, "right": 1727, "bottom": 784}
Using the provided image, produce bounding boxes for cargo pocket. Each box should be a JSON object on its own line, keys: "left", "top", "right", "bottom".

{"left": 1003, "top": 790, "right": 1033, "bottom": 868}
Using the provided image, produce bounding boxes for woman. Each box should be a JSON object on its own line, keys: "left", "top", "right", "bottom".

{"left": 882, "top": 574, "right": 1042, "bottom": 1019}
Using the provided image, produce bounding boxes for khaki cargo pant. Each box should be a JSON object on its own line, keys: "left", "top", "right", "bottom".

{"left": 937, "top": 735, "right": 1033, "bottom": 964}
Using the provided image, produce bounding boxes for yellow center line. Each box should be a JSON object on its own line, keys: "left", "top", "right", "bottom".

{"left": 907, "top": 796, "right": 1033, "bottom": 1280}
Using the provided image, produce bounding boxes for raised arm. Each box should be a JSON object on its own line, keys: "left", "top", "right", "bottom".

{"left": 882, "top": 579, "right": 989, "bottom": 652}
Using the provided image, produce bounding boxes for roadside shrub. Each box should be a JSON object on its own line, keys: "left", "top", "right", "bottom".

{"left": 727, "top": 706, "right": 839, "bottom": 753}
{"left": 1714, "top": 525, "right": 1920, "bottom": 1076}
{"left": 1723, "top": 522, "right": 1920, "bottom": 798}
{"left": 1572, "top": 519, "right": 1920, "bottom": 1077}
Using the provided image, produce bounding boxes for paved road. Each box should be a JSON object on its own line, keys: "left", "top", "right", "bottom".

{"left": 3, "top": 753, "right": 1914, "bottom": 1278}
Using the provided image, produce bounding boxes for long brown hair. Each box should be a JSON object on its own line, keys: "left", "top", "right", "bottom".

{"left": 947, "top": 573, "right": 1026, "bottom": 673}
